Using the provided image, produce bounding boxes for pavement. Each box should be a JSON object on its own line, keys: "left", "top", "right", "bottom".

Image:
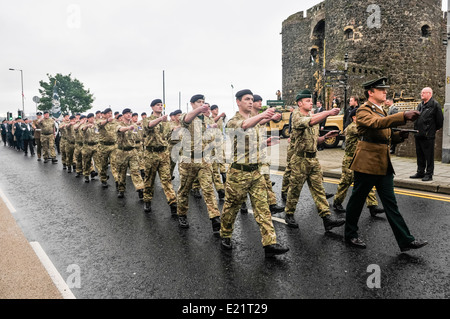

{"left": 0, "top": 140, "right": 449, "bottom": 299}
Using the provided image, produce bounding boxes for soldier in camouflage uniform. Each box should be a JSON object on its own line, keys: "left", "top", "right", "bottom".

{"left": 332, "top": 109, "right": 385, "bottom": 217}
{"left": 37, "top": 111, "right": 58, "bottom": 164}
{"left": 115, "top": 108, "right": 144, "bottom": 199}
{"left": 251, "top": 94, "right": 285, "bottom": 214}
{"left": 284, "top": 89, "right": 345, "bottom": 231}
{"left": 73, "top": 115, "right": 87, "bottom": 177}
{"left": 59, "top": 114, "right": 70, "bottom": 169}
{"left": 220, "top": 89, "right": 289, "bottom": 258}
{"left": 176, "top": 94, "right": 221, "bottom": 234}
{"left": 81, "top": 113, "right": 100, "bottom": 183}
{"left": 210, "top": 104, "right": 227, "bottom": 184}
{"left": 97, "top": 108, "right": 118, "bottom": 188}
{"left": 60, "top": 115, "right": 77, "bottom": 173}
{"left": 142, "top": 99, "right": 177, "bottom": 215}
{"left": 281, "top": 106, "right": 297, "bottom": 201}
{"left": 132, "top": 112, "right": 145, "bottom": 178}
{"left": 168, "top": 110, "right": 182, "bottom": 179}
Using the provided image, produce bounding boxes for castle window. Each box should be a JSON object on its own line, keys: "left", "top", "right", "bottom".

{"left": 421, "top": 25, "right": 431, "bottom": 38}
{"left": 345, "top": 29, "right": 354, "bottom": 40}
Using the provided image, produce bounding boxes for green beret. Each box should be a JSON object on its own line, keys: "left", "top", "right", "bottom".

{"left": 295, "top": 89, "right": 312, "bottom": 102}
{"left": 235, "top": 89, "right": 253, "bottom": 99}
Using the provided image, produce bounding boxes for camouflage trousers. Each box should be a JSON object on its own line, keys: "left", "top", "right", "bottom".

{"left": 97, "top": 144, "right": 116, "bottom": 183}
{"left": 60, "top": 138, "right": 67, "bottom": 165}
{"left": 143, "top": 150, "right": 176, "bottom": 205}
{"left": 82, "top": 145, "right": 99, "bottom": 177}
{"left": 74, "top": 143, "right": 83, "bottom": 173}
{"left": 177, "top": 162, "right": 220, "bottom": 218}
{"left": 116, "top": 148, "right": 144, "bottom": 192}
{"left": 261, "top": 164, "right": 276, "bottom": 206}
{"left": 334, "top": 155, "right": 378, "bottom": 207}
{"left": 281, "top": 140, "right": 295, "bottom": 194}
{"left": 40, "top": 134, "right": 56, "bottom": 159}
{"left": 109, "top": 148, "right": 119, "bottom": 182}
{"left": 211, "top": 162, "right": 225, "bottom": 191}
{"left": 64, "top": 142, "right": 75, "bottom": 167}
{"left": 285, "top": 155, "right": 331, "bottom": 218}
{"left": 220, "top": 167, "right": 277, "bottom": 247}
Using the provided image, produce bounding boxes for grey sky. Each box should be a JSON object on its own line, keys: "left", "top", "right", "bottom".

{"left": 1, "top": 0, "right": 446, "bottom": 118}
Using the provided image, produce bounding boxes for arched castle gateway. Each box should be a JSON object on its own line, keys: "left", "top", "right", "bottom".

{"left": 282, "top": 0, "right": 446, "bottom": 108}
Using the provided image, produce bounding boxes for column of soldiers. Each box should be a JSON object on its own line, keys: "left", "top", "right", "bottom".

{"left": 1, "top": 80, "right": 428, "bottom": 257}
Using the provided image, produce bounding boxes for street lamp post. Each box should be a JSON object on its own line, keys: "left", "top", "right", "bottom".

{"left": 443, "top": 1, "right": 450, "bottom": 163}
{"left": 9, "top": 68, "right": 25, "bottom": 116}
{"left": 344, "top": 53, "right": 349, "bottom": 112}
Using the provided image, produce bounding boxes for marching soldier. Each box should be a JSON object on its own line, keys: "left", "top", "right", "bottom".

{"left": 220, "top": 89, "right": 289, "bottom": 258}
{"left": 284, "top": 89, "right": 345, "bottom": 231}
{"left": 115, "top": 108, "right": 144, "bottom": 199}
{"left": 32, "top": 112, "right": 43, "bottom": 161}
{"left": 344, "top": 77, "right": 428, "bottom": 252}
{"left": 97, "top": 108, "right": 118, "bottom": 188}
{"left": 251, "top": 94, "right": 285, "bottom": 214}
{"left": 81, "top": 113, "right": 100, "bottom": 183}
{"left": 63, "top": 115, "right": 77, "bottom": 174}
{"left": 60, "top": 113, "right": 70, "bottom": 170}
{"left": 176, "top": 94, "right": 221, "bottom": 234}
{"left": 142, "top": 99, "right": 177, "bottom": 215}
{"left": 73, "top": 115, "right": 87, "bottom": 177}
{"left": 132, "top": 112, "right": 145, "bottom": 178}
{"left": 38, "top": 111, "right": 58, "bottom": 164}
{"left": 168, "top": 110, "right": 182, "bottom": 179}
{"left": 332, "top": 108, "right": 385, "bottom": 216}
{"left": 210, "top": 104, "right": 227, "bottom": 183}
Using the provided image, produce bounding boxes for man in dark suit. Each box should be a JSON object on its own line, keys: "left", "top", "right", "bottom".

{"left": 410, "top": 87, "right": 444, "bottom": 181}
{"left": 22, "top": 118, "right": 35, "bottom": 156}
{"left": 344, "top": 77, "right": 428, "bottom": 252}
{"left": 1, "top": 120, "right": 7, "bottom": 146}
{"left": 14, "top": 117, "right": 25, "bottom": 152}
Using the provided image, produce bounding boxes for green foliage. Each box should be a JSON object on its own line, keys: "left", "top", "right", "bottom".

{"left": 38, "top": 73, "right": 94, "bottom": 115}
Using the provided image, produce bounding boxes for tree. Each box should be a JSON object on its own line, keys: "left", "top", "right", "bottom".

{"left": 38, "top": 73, "right": 95, "bottom": 115}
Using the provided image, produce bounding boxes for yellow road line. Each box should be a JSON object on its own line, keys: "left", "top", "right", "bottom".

{"left": 272, "top": 171, "right": 450, "bottom": 203}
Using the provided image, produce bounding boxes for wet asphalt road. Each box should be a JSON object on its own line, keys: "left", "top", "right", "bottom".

{"left": 1, "top": 147, "right": 450, "bottom": 300}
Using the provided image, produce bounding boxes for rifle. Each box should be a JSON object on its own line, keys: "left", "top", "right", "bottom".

{"left": 391, "top": 128, "right": 419, "bottom": 134}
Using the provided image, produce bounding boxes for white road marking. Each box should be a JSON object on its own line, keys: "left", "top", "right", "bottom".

{"left": 0, "top": 188, "right": 16, "bottom": 213}
{"left": 30, "top": 242, "right": 76, "bottom": 299}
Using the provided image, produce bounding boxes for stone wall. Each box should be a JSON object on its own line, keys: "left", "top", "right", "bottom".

{"left": 282, "top": 0, "right": 446, "bottom": 107}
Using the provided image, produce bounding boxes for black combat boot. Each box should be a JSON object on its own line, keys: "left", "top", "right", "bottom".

{"left": 52, "top": 158, "right": 58, "bottom": 164}
{"left": 118, "top": 191, "right": 124, "bottom": 198}
{"left": 368, "top": 205, "right": 385, "bottom": 217}
{"left": 101, "top": 181, "right": 108, "bottom": 188}
{"left": 270, "top": 204, "right": 285, "bottom": 214}
{"left": 285, "top": 214, "right": 298, "bottom": 228}
{"left": 169, "top": 203, "right": 177, "bottom": 216}
{"left": 322, "top": 215, "right": 345, "bottom": 231}
{"left": 264, "top": 244, "right": 289, "bottom": 258}
{"left": 138, "top": 189, "right": 144, "bottom": 200}
{"left": 221, "top": 237, "right": 232, "bottom": 250}
{"left": 84, "top": 176, "right": 90, "bottom": 183}
{"left": 217, "top": 189, "right": 225, "bottom": 200}
{"left": 144, "top": 201, "right": 151, "bottom": 213}
{"left": 333, "top": 202, "right": 346, "bottom": 214}
{"left": 191, "top": 189, "right": 202, "bottom": 199}
{"left": 211, "top": 216, "right": 221, "bottom": 237}
{"left": 240, "top": 202, "right": 248, "bottom": 214}
{"left": 178, "top": 215, "right": 189, "bottom": 228}
{"left": 221, "top": 172, "right": 226, "bottom": 184}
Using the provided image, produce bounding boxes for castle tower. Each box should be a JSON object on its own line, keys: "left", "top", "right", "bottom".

{"left": 282, "top": 0, "right": 445, "bottom": 108}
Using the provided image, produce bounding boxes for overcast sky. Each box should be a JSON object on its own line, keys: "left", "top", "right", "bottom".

{"left": 1, "top": 0, "right": 447, "bottom": 118}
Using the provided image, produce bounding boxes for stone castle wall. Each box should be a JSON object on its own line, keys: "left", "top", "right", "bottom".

{"left": 282, "top": 0, "right": 446, "bottom": 108}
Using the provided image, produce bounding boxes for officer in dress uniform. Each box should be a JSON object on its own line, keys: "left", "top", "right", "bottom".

{"left": 344, "top": 77, "right": 428, "bottom": 252}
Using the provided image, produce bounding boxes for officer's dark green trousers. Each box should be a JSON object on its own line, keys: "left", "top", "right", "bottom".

{"left": 345, "top": 171, "right": 415, "bottom": 248}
